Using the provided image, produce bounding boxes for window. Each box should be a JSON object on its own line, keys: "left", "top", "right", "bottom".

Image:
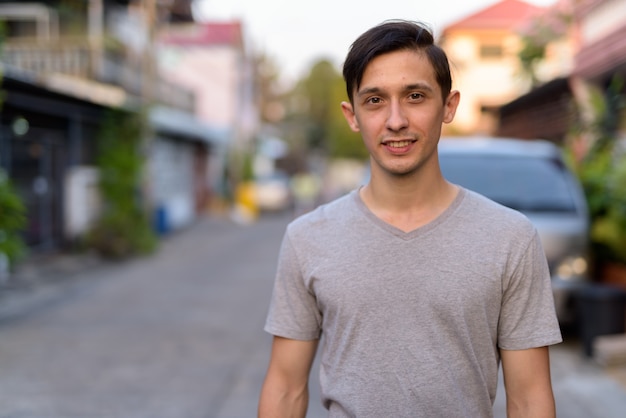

{"left": 439, "top": 155, "right": 577, "bottom": 213}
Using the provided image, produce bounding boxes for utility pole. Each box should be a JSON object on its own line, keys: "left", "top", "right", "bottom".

{"left": 88, "top": 0, "right": 103, "bottom": 78}
{"left": 139, "top": 0, "right": 158, "bottom": 217}
{"left": 142, "top": 0, "right": 157, "bottom": 105}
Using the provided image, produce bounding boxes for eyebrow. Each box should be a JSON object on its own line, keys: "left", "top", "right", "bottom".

{"left": 356, "top": 82, "right": 435, "bottom": 98}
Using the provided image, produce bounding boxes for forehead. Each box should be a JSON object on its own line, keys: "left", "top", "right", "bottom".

{"left": 358, "top": 49, "right": 439, "bottom": 93}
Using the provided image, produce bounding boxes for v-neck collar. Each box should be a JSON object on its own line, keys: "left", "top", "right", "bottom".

{"left": 351, "top": 187, "right": 466, "bottom": 240}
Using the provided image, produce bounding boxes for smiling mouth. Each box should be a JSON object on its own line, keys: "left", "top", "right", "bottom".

{"left": 383, "top": 140, "right": 416, "bottom": 148}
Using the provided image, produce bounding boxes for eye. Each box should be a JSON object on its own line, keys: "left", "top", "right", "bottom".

{"left": 409, "top": 92, "right": 424, "bottom": 101}
{"left": 366, "top": 96, "right": 382, "bottom": 104}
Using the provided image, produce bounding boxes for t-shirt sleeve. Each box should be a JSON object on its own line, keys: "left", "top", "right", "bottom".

{"left": 264, "top": 231, "right": 322, "bottom": 341}
{"left": 498, "top": 229, "right": 563, "bottom": 350}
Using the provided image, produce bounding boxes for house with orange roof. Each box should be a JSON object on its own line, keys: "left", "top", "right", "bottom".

{"left": 496, "top": 0, "right": 626, "bottom": 145}
{"left": 438, "top": 0, "right": 546, "bottom": 135}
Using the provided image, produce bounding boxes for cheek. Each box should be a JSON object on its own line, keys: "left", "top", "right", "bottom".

{"left": 418, "top": 109, "right": 445, "bottom": 128}
{"left": 355, "top": 113, "right": 383, "bottom": 135}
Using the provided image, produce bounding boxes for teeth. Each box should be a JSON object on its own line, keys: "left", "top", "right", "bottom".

{"left": 386, "top": 141, "right": 411, "bottom": 148}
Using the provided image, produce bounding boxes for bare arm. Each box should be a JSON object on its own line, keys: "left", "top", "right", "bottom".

{"left": 500, "top": 346, "right": 556, "bottom": 418}
{"left": 258, "top": 336, "right": 319, "bottom": 418}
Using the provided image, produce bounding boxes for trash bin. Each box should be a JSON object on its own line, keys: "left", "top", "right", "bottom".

{"left": 576, "top": 284, "right": 626, "bottom": 357}
{"left": 154, "top": 206, "right": 169, "bottom": 236}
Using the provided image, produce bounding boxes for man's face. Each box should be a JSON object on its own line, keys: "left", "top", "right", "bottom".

{"left": 341, "top": 49, "right": 459, "bottom": 178}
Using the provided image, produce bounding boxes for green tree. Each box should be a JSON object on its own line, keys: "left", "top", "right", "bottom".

{"left": 302, "top": 60, "right": 336, "bottom": 151}
{"left": 327, "top": 73, "right": 366, "bottom": 160}
{"left": 289, "top": 58, "right": 367, "bottom": 160}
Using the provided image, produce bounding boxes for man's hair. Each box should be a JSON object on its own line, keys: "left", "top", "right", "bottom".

{"left": 342, "top": 20, "right": 452, "bottom": 103}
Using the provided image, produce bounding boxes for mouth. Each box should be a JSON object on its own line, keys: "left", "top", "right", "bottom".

{"left": 381, "top": 139, "right": 417, "bottom": 153}
{"left": 383, "top": 140, "right": 415, "bottom": 148}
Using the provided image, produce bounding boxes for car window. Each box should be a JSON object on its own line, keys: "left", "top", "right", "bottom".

{"left": 439, "top": 154, "right": 578, "bottom": 213}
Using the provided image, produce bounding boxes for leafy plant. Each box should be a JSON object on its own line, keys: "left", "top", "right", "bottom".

{"left": 0, "top": 170, "right": 27, "bottom": 269}
{"left": 518, "top": 8, "right": 571, "bottom": 86}
{"left": 88, "top": 109, "right": 157, "bottom": 259}
{"left": 567, "top": 78, "right": 626, "bottom": 267}
{"left": 574, "top": 145, "right": 626, "bottom": 265}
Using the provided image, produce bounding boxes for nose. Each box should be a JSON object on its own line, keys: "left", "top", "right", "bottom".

{"left": 386, "top": 101, "right": 408, "bottom": 132}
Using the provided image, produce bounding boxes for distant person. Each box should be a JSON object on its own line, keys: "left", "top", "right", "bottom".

{"left": 259, "top": 20, "right": 561, "bottom": 418}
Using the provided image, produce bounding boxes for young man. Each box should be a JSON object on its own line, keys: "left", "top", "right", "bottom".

{"left": 259, "top": 20, "right": 562, "bottom": 418}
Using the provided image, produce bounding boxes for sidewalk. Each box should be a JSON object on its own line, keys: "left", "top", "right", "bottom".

{"left": 546, "top": 335, "right": 626, "bottom": 418}
{"left": 597, "top": 334, "right": 626, "bottom": 388}
{"left": 0, "top": 250, "right": 106, "bottom": 322}
{"left": 0, "top": 216, "right": 221, "bottom": 322}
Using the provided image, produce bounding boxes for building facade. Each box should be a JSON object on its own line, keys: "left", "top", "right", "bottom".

{"left": 156, "top": 21, "right": 260, "bottom": 200}
{"left": 496, "top": 0, "right": 626, "bottom": 144}
{"left": 0, "top": 0, "right": 225, "bottom": 253}
{"left": 439, "top": 0, "right": 545, "bottom": 135}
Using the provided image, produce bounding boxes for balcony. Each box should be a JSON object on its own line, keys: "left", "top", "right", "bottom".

{"left": 3, "top": 38, "right": 91, "bottom": 77}
{"left": 1, "top": 37, "right": 194, "bottom": 112}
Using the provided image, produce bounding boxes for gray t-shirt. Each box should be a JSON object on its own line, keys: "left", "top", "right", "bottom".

{"left": 265, "top": 187, "right": 562, "bottom": 417}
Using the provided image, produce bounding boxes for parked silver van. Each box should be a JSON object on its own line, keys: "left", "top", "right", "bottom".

{"left": 438, "top": 137, "right": 590, "bottom": 325}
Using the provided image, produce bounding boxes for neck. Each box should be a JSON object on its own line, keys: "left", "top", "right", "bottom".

{"left": 360, "top": 168, "right": 458, "bottom": 232}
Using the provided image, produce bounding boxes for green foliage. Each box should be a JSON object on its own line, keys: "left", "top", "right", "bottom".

{"left": 301, "top": 60, "right": 337, "bottom": 151}
{"left": 0, "top": 25, "right": 26, "bottom": 269}
{"left": 518, "top": 10, "right": 571, "bottom": 86}
{"left": 88, "top": 109, "right": 157, "bottom": 259}
{"left": 241, "top": 151, "right": 255, "bottom": 182}
{"left": 328, "top": 71, "right": 368, "bottom": 161}
{"left": 575, "top": 146, "right": 626, "bottom": 265}
{"left": 518, "top": 40, "right": 546, "bottom": 85}
{"left": 568, "top": 79, "right": 626, "bottom": 265}
{"left": 592, "top": 156, "right": 626, "bottom": 262}
{"left": 291, "top": 58, "right": 368, "bottom": 161}
{"left": 0, "top": 170, "right": 27, "bottom": 267}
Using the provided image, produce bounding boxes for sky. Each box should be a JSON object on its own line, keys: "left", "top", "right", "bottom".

{"left": 194, "top": 0, "right": 557, "bottom": 84}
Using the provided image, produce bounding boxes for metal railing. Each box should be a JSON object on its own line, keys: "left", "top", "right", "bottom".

{"left": 1, "top": 38, "right": 194, "bottom": 111}
{"left": 2, "top": 39, "right": 92, "bottom": 78}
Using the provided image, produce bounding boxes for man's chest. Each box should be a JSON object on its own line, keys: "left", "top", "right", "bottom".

{"left": 304, "top": 236, "right": 504, "bottom": 329}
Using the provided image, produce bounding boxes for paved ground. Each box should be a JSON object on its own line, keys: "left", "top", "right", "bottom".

{"left": 0, "top": 213, "right": 625, "bottom": 417}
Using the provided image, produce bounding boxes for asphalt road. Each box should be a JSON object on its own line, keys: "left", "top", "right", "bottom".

{"left": 0, "top": 214, "right": 293, "bottom": 418}
{"left": 0, "top": 212, "right": 625, "bottom": 417}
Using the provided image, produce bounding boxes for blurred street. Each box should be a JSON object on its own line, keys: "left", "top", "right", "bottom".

{"left": 0, "top": 213, "right": 626, "bottom": 417}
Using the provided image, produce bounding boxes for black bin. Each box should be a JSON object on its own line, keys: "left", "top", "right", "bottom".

{"left": 576, "top": 284, "right": 626, "bottom": 357}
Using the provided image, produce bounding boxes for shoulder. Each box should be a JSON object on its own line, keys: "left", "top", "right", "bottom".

{"left": 457, "top": 187, "right": 537, "bottom": 239}
{"left": 286, "top": 190, "right": 359, "bottom": 240}
{"left": 288, "top": 191, "right": 357, "bottom": 230}
{"left": 278, "top": 191, "right": 365, "bottom": 267}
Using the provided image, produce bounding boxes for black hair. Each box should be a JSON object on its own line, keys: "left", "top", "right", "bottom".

{"left": 342, "top": 20, "right": 452, "bottom": 102}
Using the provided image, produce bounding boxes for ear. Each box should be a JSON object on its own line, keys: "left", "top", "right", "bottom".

{"left": 341, "top": 101, "right": 360, "bottom": 132}
{"left": 443, "top": 90, "right": 460, "bottom": 124}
